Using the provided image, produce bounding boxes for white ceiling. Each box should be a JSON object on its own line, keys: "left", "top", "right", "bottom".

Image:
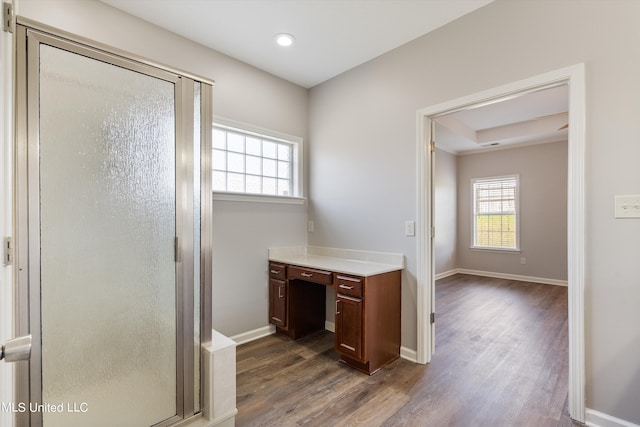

{"left": 434, "top": 85, "right": 569, "bottom": 154}
{"left": 99, "top": 0, "right": 493, "bottom": 88}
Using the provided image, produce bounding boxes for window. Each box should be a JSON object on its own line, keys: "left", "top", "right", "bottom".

{"left": 472, "top": 175, "right": 519, "bottom": 250}
{"left": 212, "top": 121, "right": 301, "bottom": 199}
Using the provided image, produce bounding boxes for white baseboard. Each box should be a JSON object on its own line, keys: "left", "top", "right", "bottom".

{"left": 229, "top": 322, "right": 337, "bottom": 346}
{"left": 455, "top": 268, "right": 568, "bottom": 286}
{"left": 400, "top": 346, "right": 417, "bottom": 363}
{"left": 435, "top": 269, "right": 458, "bottom": 280}
{"left": 586, "top": 408, "right": 640, "bottom": 427}
{"left": 325, "top": 321, "right": 335, "bottom": 333}
{"left": 229, "top": 325, "right": 275, "bottom": 345}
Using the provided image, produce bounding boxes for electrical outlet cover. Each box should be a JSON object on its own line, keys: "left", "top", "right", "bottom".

{"left": 615, "top": 195, "right": 640, "bottom": 219}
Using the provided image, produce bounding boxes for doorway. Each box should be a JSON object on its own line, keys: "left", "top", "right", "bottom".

{"left": 416, "top": 65, "right": 586, "bottom": 423}
{"left": 12, "top": 23, "right": 213, "bottom": 426}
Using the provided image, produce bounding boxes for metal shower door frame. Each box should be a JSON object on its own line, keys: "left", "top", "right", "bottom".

{"left": 14, "top": 20, "right": 213, "bottom": 427}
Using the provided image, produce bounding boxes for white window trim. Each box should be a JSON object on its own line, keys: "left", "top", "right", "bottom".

{"left": 470, "top": 174, "right": 520, "bottom": 252}
{"left": 212, "top": 116, "right": 304, "bottom": 203}
{"left": 213, "top": 191, "right": 306, "bottom": 205}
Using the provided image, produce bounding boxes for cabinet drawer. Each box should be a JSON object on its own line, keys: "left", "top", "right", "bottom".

{"left": 335, "top": 274, "right": 363, "bottom": 298}
{"left": 269, "top": 262, "right": 287, "bottom": 280}
{"left": 288, "top": 265, "right": 332, "bottom": 285}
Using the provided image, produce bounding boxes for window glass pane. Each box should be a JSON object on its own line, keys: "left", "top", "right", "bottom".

{"left": 246, "top": 155, "right": 261, "bottom": 175}
{"left": 212, "top": 149, "right": 226, "bottom": 171}
{"left": 277, "top": 144, "right": 290, "bottom": 161}
{"left": 246, "top": 137, "right": 261, "bottom": 156}
{"left": 228, "top": 173, "right": 244, "bottom": 192}
{"left": 213, "top": 129, "right": 226, "bottom": 149}
{"left": 213, "top": 125, "right": 299, "bottom": 198}
{"left": 227, "top": 152, "right": 245, "bottom": 173}
{"left": 246, "top": 175, "right": 261, "bottom": 194}
{"left": 228, "top": 132, "right": 244, "bottom": 153}
{"left": 213, "top": 171, "right": 226, "bottom": 191}
{"left": 263, "top": 141, "right": 277, "bottom": 158}
{"left": 263, "top": 177, "right": 276, "bottom": 195}
{"left": 263, "top": 158, "right": 276, "bottom": 177}
{"left": 277, "top": 161, "right": 290, "bottom": 179}
{"left": 503, "top": 200, "right": 515, "bottom": 212}
{"left": 277, "top": 179, "right": 290, "bottom": 196}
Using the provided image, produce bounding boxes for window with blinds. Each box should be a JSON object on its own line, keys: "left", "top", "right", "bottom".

{"left": 472, "top": 175, "right": 519, "bottom": 250}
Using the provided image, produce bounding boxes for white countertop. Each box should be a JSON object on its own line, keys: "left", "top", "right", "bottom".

{"left": 268, "top": 246, "right": 404, "bottom": 277}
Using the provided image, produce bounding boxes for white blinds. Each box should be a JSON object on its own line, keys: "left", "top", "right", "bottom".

{"left": 473, "top": 176, "right": 518, "bottom": 249}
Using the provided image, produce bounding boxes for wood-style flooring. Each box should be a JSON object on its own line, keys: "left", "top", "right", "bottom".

{"left": 235, "top": 274, "right": 579, "bottom": 426}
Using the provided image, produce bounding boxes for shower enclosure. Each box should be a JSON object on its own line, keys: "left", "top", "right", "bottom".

{"left": 10, "top": 21, "right": 212, "bottom": 426}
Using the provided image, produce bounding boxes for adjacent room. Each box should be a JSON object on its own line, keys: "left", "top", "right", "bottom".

{"left": 1, "top": 1, "right": 639, "bottom": 427}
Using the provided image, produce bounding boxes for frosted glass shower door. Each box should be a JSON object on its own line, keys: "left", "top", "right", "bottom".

{"left": 36, "top": 43, "right": 179, "bottom": 426}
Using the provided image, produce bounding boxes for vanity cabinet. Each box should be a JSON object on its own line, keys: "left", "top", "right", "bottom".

{"left": 268, "top": 262, "right": 326, "bottom": 340}
{"left": 334, "top": 271, "right": 400, "bottom": 375}
{"left": 334, "top": 273, "right": 363, "bottom": 360}
{"left": 268, "top": 260, "right": 401, "bottom": 375}
{"left": 269, "top": 278, "right": 287, "bottom": 328}
{"left": 268, "top": 263, "right": 287, "bottom": 328}
{"left": 335, "top": 294, "right": 363, "bottom": 360}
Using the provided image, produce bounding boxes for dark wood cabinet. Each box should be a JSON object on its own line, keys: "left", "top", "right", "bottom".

{"left": 268, "top": 263, "right": 288, "bottom": 329}
{"left": 268, "top": 262, "right": 325, "bottom": 340}
{"left": 335, "top": 294, "right": 363, "bottom": 360}
{"left": 334, "top": 271, "right": 401, "bottom": 375}
{"left": 269, "top": 278, "right": 287, "bottom": 328}
{"left": 268, "top": 262, "right": 287, "bottom": 280}
{"left": 268, "top": 260, "right": 401, "bottom": 375}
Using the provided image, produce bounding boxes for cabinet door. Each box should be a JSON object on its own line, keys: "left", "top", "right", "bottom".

{"left": 335, "top": 294, "right": 363, "bottom": 361}
{"left": 269, "top": 278, "right": 287, "bottom": 328}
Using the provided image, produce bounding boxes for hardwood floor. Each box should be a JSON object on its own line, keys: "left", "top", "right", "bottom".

{"left": 236, "top": 274, "right": 579, "bottom": 426}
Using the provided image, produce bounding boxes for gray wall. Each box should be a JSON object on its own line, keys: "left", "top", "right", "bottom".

{"left": 434, "top": 148, "right": 457, "bottom": 274}
{"left": 309, "top": 0, "right": 640, "bottom": 422}
{"left": 456, "top": 142, "right": 568, "bottom": 280}
{"left": 18, "top": 0, "right": 310, "bottom": 337}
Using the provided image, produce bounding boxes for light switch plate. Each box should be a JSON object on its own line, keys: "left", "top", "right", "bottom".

{"left": 405, "top": 220, "right": 415, "bottom": 236}
{"left": 615, "top": 195, "right": 640, "bottom": 218}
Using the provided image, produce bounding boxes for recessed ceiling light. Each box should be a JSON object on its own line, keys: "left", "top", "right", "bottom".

{"left": 274, "top": 33, "right": 295, "bottom": 47}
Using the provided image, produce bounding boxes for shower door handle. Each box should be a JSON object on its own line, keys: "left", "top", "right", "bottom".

{"left": 0, "top": 335, "right": 31, "bottom": 362}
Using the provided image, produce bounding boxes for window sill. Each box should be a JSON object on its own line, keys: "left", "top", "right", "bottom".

{"left": 213, "top": 191, "right": 306, "bottom": 205}
{"left": 470, "top": 246, "right": 521, "bottom": 254}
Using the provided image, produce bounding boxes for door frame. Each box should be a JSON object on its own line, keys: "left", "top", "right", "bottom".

{"left": 0, "top": 3, "right": 15, "bottom": 426}
{"left": 415, "top": 64, "right": 586, "bottom": 422}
